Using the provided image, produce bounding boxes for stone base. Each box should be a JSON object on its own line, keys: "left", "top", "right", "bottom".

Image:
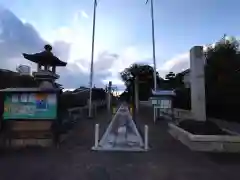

{"left": 3, "top": 121, "right": 55, "bottom": 148}
{"left": 92, "top": 146, "right": 146, "bottom": 152}
{"left": 10, "top": 121, "right": 52, "bottom": 131}
{"left": 8, "top": 139, "right": 53, "bottom": 148}
{"left": 168, "top": 123, "right": 240, "bottom": 153}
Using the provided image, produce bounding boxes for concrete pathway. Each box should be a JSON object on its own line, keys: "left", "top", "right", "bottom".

{"left": 0, "top": 106, "right": 239, "bottom": 180}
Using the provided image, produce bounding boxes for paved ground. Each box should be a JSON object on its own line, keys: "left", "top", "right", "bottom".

{"left": 0, "top": 105, "right": 240, "bottom": 180}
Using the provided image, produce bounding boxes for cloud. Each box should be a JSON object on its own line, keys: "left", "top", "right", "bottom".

{"left": 158, "top": 44, "right": 216, "bottom": 77}
{"left": 0, "top": 6, "right": 123, "bottom": 89}
{"left": 0, "top": 7, "right": 89, "bottom": 88}
{"left": 0, "top": 6, "right": 164, "bottom": 91}
{"left": 52, "top": 41, "right": 71, "bottom": 61}
{"left": 57, "top": 62, "right": 112, "bottom": 88}
{"left": 80, "top": 10, "right": 89, "bottom": 19}
{"left": 158, "top": 52, "right": 189, "bottom": 77}
{"left": 157, "top": 44, "right": 213, "bottom": 78}
{"left": 0, "top": 7, "right": 46, "bottom": 69}
{"left": 73, "top": 10, "right": 89, "bottom": 23}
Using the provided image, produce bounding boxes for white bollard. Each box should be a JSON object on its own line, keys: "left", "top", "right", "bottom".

{"left": 94, "top": 124, "right": 99, "bottom": 148}
{"left": 144, "top": 125, "right": 149, "bottom": 150}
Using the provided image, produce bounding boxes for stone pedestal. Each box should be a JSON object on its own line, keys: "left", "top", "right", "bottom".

{"left": 4, "top": 121, "right": 54, "bottom": 148}
{"left": 190, "top": 46, "right": 206, "bottom": 121}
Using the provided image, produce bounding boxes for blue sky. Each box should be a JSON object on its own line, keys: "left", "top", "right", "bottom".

{"left": 0, "top": 0, "right": 239, "bottom": 89}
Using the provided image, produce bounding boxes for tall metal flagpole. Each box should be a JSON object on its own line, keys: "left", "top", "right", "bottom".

{"left": 89, "top": 0, "right": 97, "bottom": 118}
{"left": 146, "top": 0, "right": 157, "bottom": 91}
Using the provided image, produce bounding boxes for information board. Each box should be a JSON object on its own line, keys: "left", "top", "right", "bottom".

{"left": 3, "top": 93, "right": 57, "bottom": 120}
{"left": 151, "top": 98, "right": 172, "bottom": 109}
{"left": 154, "top": 100, "right": 172, "bottom": 109}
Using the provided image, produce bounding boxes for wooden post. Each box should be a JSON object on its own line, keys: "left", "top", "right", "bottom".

{"left": 107, "top": 81, "right": 112, "bottom": 113}
{"left": 52, "top": 66, "right": 56, "bottom": 73}
{"left": 134, "top": 76, "right": 139, "bottom": 114}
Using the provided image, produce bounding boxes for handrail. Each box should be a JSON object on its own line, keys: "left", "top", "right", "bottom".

{"left": 67, "top": 100, "right": 106, "bottom": 119}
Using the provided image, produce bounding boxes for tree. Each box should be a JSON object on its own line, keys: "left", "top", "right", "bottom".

{"left": 120, "top": 63, "right": 163, "bottom": 101}
{"left": 164, "top": 71, "right": 185, "bottom": 90}
{"left": 165, "top": 72, "right": 176, "bottom": 90}
{"left": 204, "top": 35, "right": 240, "bottom": 121}
{"left": 165, "top": 72, "right": 175, "bottom": 80}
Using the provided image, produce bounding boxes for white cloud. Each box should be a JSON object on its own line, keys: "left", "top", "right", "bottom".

{"left": 157, "top": 45, "right": 212, "bottom": 78}
{"left": 81, "top": 10, "right": 89, "bottom": 19}
{"left": 72, "top": 10, "right": 89, "bottom": 24}
{"left": 38, "top": 10, "right": 152, "bottom": 89}
{"left": 157, "top": 52, "right": 189, "bottom": 77}
{"left": 160, "top": 53, "right": 189, "bottom": 71}
{"left": 0, "top": 6, "right": 195, "bottom": 91}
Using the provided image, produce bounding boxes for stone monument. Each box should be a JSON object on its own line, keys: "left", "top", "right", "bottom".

{"left": 190, "top": 46, "right": 206, "bottom": 121}
{"left": 0, "top": 45, "right": 67, "bottom": 148}
{"left": 23, "top": 44, "right": 67, "bottom": 89}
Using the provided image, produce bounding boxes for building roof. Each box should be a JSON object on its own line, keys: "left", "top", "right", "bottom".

{"left": 0, "top": 88, "right": 60, "bottom": 92}
{"left": 151, "top": 89, "right": 176, "bottom": 96}
{"left": 178, "top": 69, "right": 190, "bottom": 76}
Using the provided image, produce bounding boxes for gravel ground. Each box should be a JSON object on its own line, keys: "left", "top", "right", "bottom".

{"left": 0, "top": 106, "right": 239, "bottom": 180}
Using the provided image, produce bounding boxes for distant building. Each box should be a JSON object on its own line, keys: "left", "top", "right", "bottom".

{"left": 0, "top": 69, "right": 14, "bottom": 73}
{"left": 16, "top": 65, "right": 31, "bottom": 75}
{"left": 179, "top": 58, "right": 207, "bottom": 88}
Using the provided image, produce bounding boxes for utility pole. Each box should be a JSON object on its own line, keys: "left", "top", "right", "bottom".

{"left": 88, "top": 0, "right": 98, "bottom": 118}
{"left": 107, "top": 81, "right": 112, "bottom": 114}
{"left": 146, "top": 0, "right": 157, "bottom": 91}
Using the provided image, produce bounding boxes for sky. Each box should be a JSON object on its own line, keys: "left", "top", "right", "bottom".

{"left": 0, "top": 0, "right": 239, "bottom": 91}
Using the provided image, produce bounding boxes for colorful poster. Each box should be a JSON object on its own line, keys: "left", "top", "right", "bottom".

{"left": 3, "top": 93, "right": 57, "bottom": 120}
{"left": 20, "top": 94, "right": 28, "bottom": 103}
{"left": 11, "top": 94, "right": 19, "bottom": 103}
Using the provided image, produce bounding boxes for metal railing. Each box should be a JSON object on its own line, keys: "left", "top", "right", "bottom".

{"left": 140, "top": 101, "right": 192, "bottom": 122}
{"left": 68, "top": 100, "right": 106, "bottom": 120}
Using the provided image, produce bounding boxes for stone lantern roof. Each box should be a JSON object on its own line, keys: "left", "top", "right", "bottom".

{"left": 22, "top": 44, "right": 67, "bottom": 67}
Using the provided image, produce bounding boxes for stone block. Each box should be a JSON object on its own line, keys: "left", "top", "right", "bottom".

{"left": 11, "top": 139, "right": 24, "bottom": 147}
{"left": 10, "top": 121, "right": 52, "bottom": 131}
{"left": 36, "top": 139, "right": 53, "bottom": 147}
{"left": 10, "top": 138, "right": 53, "bottom": 148}
{"left": 168, "top": 123, "right": 240, "bottom": 153}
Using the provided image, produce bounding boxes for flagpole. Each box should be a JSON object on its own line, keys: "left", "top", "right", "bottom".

{"left": 146, "top": 0, "right": 157, "bottom": 91}
{"left": 89, "top": 0, "right": 97, "bottom": 118}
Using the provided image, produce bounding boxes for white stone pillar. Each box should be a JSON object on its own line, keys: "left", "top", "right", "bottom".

{"left": 190, "top": 46, "right": 206, "bottom": 121}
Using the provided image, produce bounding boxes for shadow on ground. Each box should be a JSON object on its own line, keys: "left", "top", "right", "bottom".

{"left": 0, "top": 106, "right": 239, "bottom": 180}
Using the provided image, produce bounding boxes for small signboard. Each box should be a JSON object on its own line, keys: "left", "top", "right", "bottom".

{"left": 3, "top": 92, "right": 57, "bottom": 120}
{"left": 154, "top": 100, "right": 172, "bottom": 109}
{"left": 150, "top": 90, "right": 175, "bottom": 123}
{"left": 151, "top": 99, "right": 158, "bottom": 105}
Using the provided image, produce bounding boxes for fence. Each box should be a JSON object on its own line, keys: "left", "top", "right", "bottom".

{"left": 140, "top": 101, "right": 192, "bottom": 121}
{"left": 140, "top": 101, "right": 240, "bottom": 134}
{"left": 68, "top": 100, "right": 106, "bottom": 120}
